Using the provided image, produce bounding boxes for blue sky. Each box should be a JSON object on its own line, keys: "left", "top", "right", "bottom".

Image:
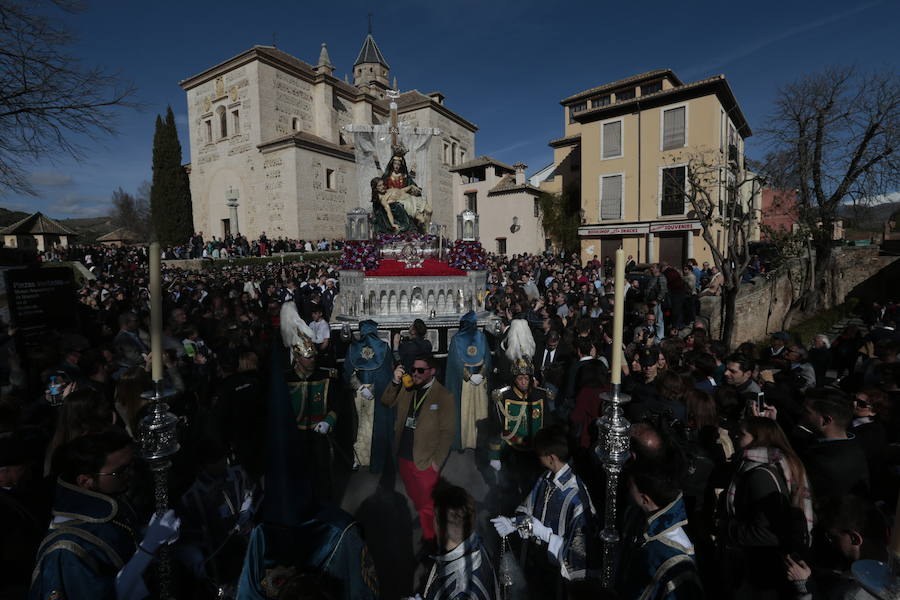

{"left": 3, "top": 0, "right": 898, "bottom": 218}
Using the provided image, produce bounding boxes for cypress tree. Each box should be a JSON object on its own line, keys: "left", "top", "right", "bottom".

{"left": 150, "top": 106, "right": 193, "bottom": 244}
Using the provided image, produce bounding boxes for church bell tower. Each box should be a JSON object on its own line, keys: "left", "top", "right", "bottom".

{"left": 353, "top": 32, "right": 391, "bottom": 97}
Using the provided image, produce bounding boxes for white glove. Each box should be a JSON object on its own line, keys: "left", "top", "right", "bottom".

{"left": 531, "top": 516, "right": 552, "bottom": 544}
{"left": 314, "top": 421, "right": 331, "bottom": 434}
{"left": 491, "top": 515, "right": 516, "bottom": 537}
{"left": 359, "top": 387, "right": 374, "bottom": 400}
{"left": 143, "top": 509, "right": 181, "bottom": 550}
{"left": 490, "top": 459, "right": 502, "bottom": 471}
{"left": 469, "top": 373, "right": 484, "bottom": 386}
{"left": 239, "top": 491, "right": 253, "bottom": 513}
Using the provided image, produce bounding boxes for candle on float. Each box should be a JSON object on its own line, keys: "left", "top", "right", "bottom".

{"left": 149, "top": 241, "right": 163, "bottom": 382}
{"left": 610, "top": 248, "right": 626, "bottom": 385}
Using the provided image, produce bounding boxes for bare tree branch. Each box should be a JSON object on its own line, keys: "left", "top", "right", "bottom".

{"left": 0, "top": 0, "right": 140, "bottom": 196}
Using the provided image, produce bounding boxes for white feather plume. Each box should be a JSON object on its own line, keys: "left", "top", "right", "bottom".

{"left": 280, "top": 302, "right": 314, "bottom": 348}
{"left": 505, "top": 319, "right": 535, "bottom": 362}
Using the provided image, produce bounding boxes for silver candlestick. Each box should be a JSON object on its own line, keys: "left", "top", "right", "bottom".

{"left": 139, "top": 380, "right": 180, "bottom": 600}
{"left": 596, "top": 384, "right": 631, "bottom": 589}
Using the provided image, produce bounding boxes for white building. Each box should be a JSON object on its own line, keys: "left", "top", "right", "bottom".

{"left": 180, "top": 34, "right": 477, "bottom": 242}
{"left": 450, "top": 157, "right": 547, "bottom": 256}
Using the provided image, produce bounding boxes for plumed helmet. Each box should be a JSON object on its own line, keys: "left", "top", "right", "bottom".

{"left": 510, "top": 357, "right": 533, "bottom": 377}
{"left": 280, "top": 302, "right": 316, "bottom": 361}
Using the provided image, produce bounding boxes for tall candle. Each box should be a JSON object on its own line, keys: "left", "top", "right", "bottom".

{"left": 610, "top": 248, "right": 626, "bottom": 385}
{"left": 150, "top": 241, "right": 163, "bottom": 382}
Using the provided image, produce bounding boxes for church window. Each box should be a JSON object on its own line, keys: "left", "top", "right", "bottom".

{"left": 216, "top": 105, "right": 227, "bottom": 138}
{"left": 232, "top": 110, "right": 240, "bottom": 135}
{"left": 205, "top": 120, "right": 212, "bottom": 143}
{"left": 292, "top": 117, "right": 299, "bottom": 131}
{"left": 534, "top": 198, "right": 540, "bottom": 217}
{"left": 325, "top": 168, "right": 336, "bottom": 190}
{"left": 459, "top": 149, "right": 466, "bottom": 164}
{"left": 443, "top": 142, "right": 450, "bottom": 164}
{"left": 451, "top": 142, "right": 457, "bottom": 166}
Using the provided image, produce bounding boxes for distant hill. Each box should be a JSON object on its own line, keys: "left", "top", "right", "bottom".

{"left": 0, "top": 207, "right": 31, "bottom": 227}
{"left": 839, "top": 201, "right": 900, "bottom": 232}
{"left": 0, "top": 206, "right": 116, "bottom": 243}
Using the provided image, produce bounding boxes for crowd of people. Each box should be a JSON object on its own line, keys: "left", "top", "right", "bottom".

{"left": 2, "top": 241, "right": 896, "bottom": 600}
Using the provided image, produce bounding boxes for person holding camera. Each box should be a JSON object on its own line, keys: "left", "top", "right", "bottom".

{"left": 381, "top": 355, "right": 455, "bottom": 555}
{"left": 632, "top": 312, "right": 659, "bottom": 345}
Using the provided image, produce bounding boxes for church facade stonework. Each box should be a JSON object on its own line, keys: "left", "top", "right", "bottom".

{"left": 180, "top": 36, "right": 477, "bottom": 242}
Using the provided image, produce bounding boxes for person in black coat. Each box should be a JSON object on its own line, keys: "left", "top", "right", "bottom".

{"left": 797, "top": 390, "right": 869, "bottom": 503}
{"left": 533, "top": 329, "right": 570, "bottom": 393}
{"left": 719, "top": 417, "right": 812, "bottom": 600}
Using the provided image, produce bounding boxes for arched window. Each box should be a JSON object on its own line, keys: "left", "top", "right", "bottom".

{"left": 216, "top": 106, "right": 227, "bottom": 138}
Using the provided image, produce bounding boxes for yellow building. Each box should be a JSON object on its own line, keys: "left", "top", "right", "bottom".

{"left": 543, "top": 69, "right": 752, "bottom": 266}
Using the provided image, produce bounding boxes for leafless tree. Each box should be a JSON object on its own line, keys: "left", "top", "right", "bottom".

{"left": 109, "top": 183, "right": 149, "bottom": 240}
{"left": 669, "top": 149, "right": 764, "bottom": 346}
{"left": 761, "top": 67, "right": 899, "bottom": 310}
{"left": 0, "top": 0, "right": 139, "bottom": 195}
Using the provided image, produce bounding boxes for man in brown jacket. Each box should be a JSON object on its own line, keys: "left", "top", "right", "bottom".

{"left": 381, "top": 354, "right": 456, "bottom": 549}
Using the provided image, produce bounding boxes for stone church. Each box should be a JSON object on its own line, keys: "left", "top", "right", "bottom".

{"left": 180, "top": 34, "right": 477, "bottom": 242}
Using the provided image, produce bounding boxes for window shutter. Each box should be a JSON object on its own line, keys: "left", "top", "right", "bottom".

{"left": 603, "top": 121, "right": 622, "bottom": 159}
{"left": 663, "top": 107, "right": 686, "bottom": 150}
{"left": 601, "top": 175, "right": 622, "bottom": 220}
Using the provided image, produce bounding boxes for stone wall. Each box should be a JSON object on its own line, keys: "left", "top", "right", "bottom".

{"left": 701, "top": 247, "right": 897, "bottom": 344}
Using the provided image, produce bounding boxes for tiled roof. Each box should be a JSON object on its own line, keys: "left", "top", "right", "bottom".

{"left": 258, "top": 130, "right": 355, "bottom": 159}
{"left": 448, "top": 155, "right": 515, "bottom": 173}
{"left": 180, "top": 46, "right": 362, "bottom": 98}
{"left": 548, "top": 133, "right": 581, "bottom": 148}
{"left": 377, "top": 90, "right": 478, "bottom": 132}
{"left": 0, "top": 212, "right": 78, "bottom": 236}
{"left": 354, "top": 34, "right": 390, "bottom": 68}
{"left": 561, "top": 69, "right": 679, "bottom": 104}
{"left": 488, "top": 174, "right": 541, "bottom": 195}
{"left": 571, "top": 74, "right": 751, "bottom": 137}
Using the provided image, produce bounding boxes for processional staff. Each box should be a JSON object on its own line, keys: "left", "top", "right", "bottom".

{"left": 598, "top": 247, "right": 632, "bottom": 589}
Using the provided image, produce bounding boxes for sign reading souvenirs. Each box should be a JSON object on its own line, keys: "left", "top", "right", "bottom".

{"left": 6, "top": 267, "right": 77, "bottom": 345}
{"left": 649, "top": 221, "right": 702, "bottom": 233}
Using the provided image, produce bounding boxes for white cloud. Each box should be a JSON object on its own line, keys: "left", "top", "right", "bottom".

{"left": 46, "top": 193, "right": 111, "bottom": 218}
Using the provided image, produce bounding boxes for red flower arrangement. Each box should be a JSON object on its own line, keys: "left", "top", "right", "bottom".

{"left": 447, "top": 240, "right": 488, "bottom": 271}
{"left": 340, "top": 240, "right": 379, "bottom": 271}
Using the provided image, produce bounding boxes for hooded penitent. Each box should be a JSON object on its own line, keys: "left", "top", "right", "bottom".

{"left": 342, "top": 320, "right": 395, "bottom": 473}
{"left": 446, "top": 311, "right": 492, "bottom": 450}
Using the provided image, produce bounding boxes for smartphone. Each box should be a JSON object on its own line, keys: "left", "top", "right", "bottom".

{"left": 756, "top": 392, "right": 766, "bottom": 414}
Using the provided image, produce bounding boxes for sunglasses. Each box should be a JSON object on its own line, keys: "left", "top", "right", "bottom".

{"left": 412, "top": 367, "right": 431, "bottom": 374}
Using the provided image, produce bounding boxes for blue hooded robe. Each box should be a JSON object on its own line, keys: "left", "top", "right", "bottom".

{"left": 342, "top": 320, "right": 395, "bottom": 474}
{"left": 445, "top": 311, "right": 491, "bottom": 451}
